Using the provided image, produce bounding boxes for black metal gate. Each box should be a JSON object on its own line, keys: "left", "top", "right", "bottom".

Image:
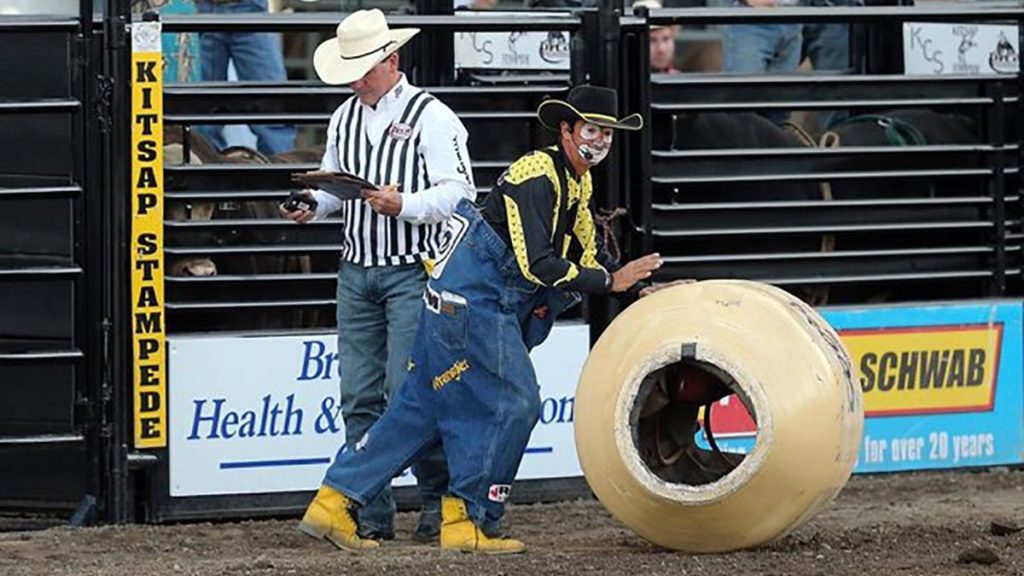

{"left": 0, "top": 0, "right": 107, "bottom": 521}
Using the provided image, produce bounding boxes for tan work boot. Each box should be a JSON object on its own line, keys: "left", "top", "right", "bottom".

{"left": 298, "top": 485, "right": 379, "bottom": 552}
{"left": 440, "top": 496, "right": 525, "bottom": 555}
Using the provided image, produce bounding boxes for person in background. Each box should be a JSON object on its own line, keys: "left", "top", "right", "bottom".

{"left": 132, "top": 0, "right": 202, "bottom": 83}
{"left": 634, "top": 0, "right": 681, "bottom": 74}
{"left": 802, "top": 0, "right": 861, "bottom": 127}
{"left": 454, "top": 0, "right": 499, "bottom": 9}
{"left": 722, "top": 0, "right": 802, "bottom": 124}
{"left": 195, "top": 0, "right": 296, "bottom": 154}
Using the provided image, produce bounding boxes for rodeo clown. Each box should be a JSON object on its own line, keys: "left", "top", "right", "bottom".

{"left": 299, "top": 85, "right": 663, "bottom": 554}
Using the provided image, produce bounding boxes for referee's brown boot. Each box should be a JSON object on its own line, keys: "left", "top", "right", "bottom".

{"left": 298, "top": 485, "right": 380, "bottom": 552}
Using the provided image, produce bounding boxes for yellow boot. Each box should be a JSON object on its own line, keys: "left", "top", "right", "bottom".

{"left": 440, "top": 496, "right": 525, "bottom": 555}
{"left": 298, "top": 485, "right": 379, "bottom": 552}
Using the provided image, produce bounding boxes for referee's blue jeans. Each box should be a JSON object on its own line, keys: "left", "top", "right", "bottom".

{"left": 333, "top": 260, "right": 449, "bottom": 537}
{"left": 323, "top": 200, "right": 577, "bottom": 536}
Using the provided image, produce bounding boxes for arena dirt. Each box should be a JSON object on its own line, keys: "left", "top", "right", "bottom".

{"left": 2, "top": 468, "right": 1023, "bottom": 576}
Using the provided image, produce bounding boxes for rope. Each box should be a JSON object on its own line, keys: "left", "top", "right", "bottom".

{"left": 830, "top": 114, "right": 928, "bottom": 147}
{"left": 781, "top": 121, "right": 816, "bottom": 148}
{"left": 594, "top": 207, "right": 627, "bottom": 263}
{"left": 783, "top": 122, "right": 838, "bottom": 306}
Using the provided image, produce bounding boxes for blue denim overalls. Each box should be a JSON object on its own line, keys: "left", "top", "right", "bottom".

{"left": 323, "top": 198, "right": 579, "bottom": 536}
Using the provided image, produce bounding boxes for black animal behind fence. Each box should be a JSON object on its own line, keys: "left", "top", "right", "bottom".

{"left": 163, "top": 127, "right": 333, "bottom": 332}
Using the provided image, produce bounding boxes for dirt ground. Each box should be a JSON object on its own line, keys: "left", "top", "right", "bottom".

{"left": 2, "top": 468, "right": 1023, "bottom": 576}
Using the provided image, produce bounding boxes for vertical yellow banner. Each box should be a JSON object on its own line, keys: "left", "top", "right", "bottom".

{"left": 131, "top": 21, "right": 167, "bottom": 448}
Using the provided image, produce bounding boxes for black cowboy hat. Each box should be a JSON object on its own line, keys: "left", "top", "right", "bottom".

{"left": 537, "top": 85, "right": 644, "bottom": 132}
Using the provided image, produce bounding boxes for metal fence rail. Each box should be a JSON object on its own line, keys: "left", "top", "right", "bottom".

{"left": 158, "top": 14, "right": 578, "bottom": 332}
{"left": 625, "top": 5, "right": 1023, "bottom": 304}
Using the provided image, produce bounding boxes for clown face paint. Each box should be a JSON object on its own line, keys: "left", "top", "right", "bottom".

{"left": 575, "top": 122, "right": 614, "bottom": 166}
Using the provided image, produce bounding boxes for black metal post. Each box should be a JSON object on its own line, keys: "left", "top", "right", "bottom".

{"left": 863, "top": 0, "right": 903, "bottom": 74}
{"left": 988, "top": 81, "right": 1007, "bottom": 296}
{"left": 414, "top": 0, "right": 454, "bottom": 86}
{"left": 73, "top": 0, "right": 107, "bottom": 525}
{"left": 634, "top": 6, "right": 653, "bottom": 256}
{"left": 102, "top": 0, "right": 133, "bottom": 523}
{"left": 584, "top": 0, "right": 625, "bottom": 338}
{"left": 574, "top": 9, "right": 600, "bottom": 85}
{"left": 1018, "top": 12, "right": 1023, "bottom": 291}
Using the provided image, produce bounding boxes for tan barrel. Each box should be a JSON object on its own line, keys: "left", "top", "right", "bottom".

{"left": 574, "top": 280, "right": 863, "bottom": 553}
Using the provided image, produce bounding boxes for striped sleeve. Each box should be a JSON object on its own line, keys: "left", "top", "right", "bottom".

{"left": 309, "top": 101, "right": 348, "bottom": 220}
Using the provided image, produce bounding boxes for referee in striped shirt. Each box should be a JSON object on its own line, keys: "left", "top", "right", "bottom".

{"left": 281, "top": 10, "right": 474, "bottom": 542}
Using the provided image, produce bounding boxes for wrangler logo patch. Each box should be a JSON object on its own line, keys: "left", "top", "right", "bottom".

{"left": 433, "top": 359, "right": 470, "bottom": 391}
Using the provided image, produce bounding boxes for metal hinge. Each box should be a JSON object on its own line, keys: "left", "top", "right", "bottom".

{"left": 95, "top": 75, "right": 114, "bottom": 134}
{"left": 109, "top": 16, "right": 129, "bottom": 50}
{"left": 99, "top": 317, "right": 114, "bottom": 440}
{"left": 72, "top": 32, "right": 87, "bottom": 72}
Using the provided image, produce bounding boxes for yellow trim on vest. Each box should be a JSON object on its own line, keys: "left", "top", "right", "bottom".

{"left": 503, "top": 195, "right": 546, "bottom": 286}
{"left": 553, "top": 262, "right": 580, "bottom": 287}
{"left": 502, "top": 151, "right": 560, "bottom": 195}
{"left": 567, "top": 175, "right": 581, "bottom": 207}
{"left": 574, "top": 207, "right": 601, "bottom": 270}
{"left": 574, "top": 172, "right": 601, "bottom": 270}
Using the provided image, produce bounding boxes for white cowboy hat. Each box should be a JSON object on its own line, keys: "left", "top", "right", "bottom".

{"left": 313, "top": 9, "right": 420, "bottom": 85}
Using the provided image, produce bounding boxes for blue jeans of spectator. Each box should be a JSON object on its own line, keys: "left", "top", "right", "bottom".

{"left": 324, "top": 200, "right": 569, "bottom": 537}
{"left": 803, "top": 0, "right": 861, "bottom": 128}
{"left": 195, "top": 0, "right": 296, "bottom": 155}
{"left": 333, "top": 260, "right": 449, "bottom": 537}
{"left": 723, "top": 6, "right": 803, "bottom": 125}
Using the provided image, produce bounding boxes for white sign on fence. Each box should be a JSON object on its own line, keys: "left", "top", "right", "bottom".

{"left": 168, "top": 324, "right": 588, "bottom": 497}
{"left": 903, "top": 22, "right": 1019, "bottom": 76}
{"left": 453, "top": 12, "right": 571, "bottom": 71}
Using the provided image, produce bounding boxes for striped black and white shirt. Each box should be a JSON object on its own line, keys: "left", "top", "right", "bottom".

{"left": 310, "top": 75, "right": 476, "bottom": 267}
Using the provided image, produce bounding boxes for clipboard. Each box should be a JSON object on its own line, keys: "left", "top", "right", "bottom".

{"left": 291, "top": 170, "right": 378, "bottom": 201}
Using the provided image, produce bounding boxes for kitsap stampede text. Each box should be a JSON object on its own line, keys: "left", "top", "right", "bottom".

{"left": 185, "top": 339, "right": 576, "bottom": 441}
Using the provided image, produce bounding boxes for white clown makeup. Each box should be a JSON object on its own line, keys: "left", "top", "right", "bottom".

{"left": 574, "top": 122, "right": 614, "bottom": 166}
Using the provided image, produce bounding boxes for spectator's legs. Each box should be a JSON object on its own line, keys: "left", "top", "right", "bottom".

{"left": 195, "top": 0, "right": 230, "bottom": 151}
{"left": 723, "top": 22, "right": 777, "bottom": 74}
{"left": 724, "top": 21, "right": 802, "bottom": 124}
{"left": 225, "top": 0, "right": 296, "bottom": 155}
{"left": 803, "top": 0, "right": 858, "bottom": 128}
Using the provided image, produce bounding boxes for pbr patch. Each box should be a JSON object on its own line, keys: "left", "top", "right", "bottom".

{"left": 488, "top": 484, "right": 512, "bottom": 503}
{"left": 389, "top": 122, "right": 413, "bottom": 141}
